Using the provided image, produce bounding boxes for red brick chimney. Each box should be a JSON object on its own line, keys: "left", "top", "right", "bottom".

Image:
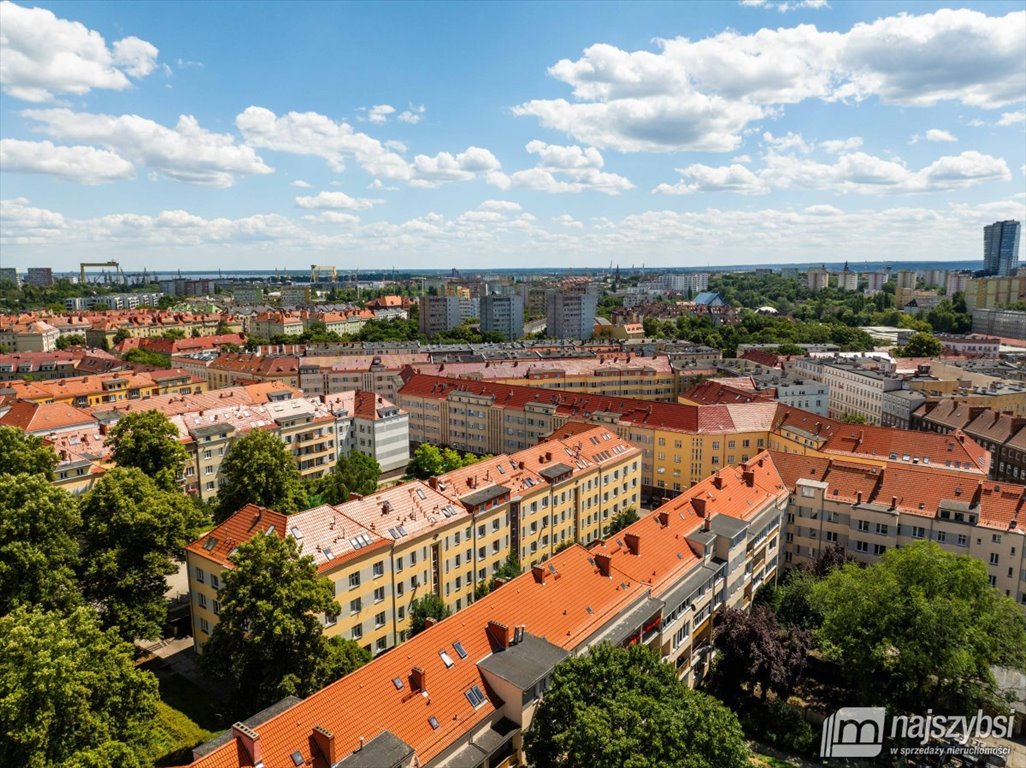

{"left": 312, "top": 726, "right": 336, "bottom": 764}
{"left": 232, "top": 723, "right": 261, "bottom": 765}
{"left": 624, "top": 532, "right": 641, "bottom": 555}
{"left": 411, "top": 666, "right": 427, "bottom": 691}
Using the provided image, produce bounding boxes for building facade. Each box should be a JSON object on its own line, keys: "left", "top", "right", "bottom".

{"left": 479, "top": 295, "right": 525, "bottom": 341}
{"left": 545, "top": 289, "right": 597, "bottom": 340}
{"left": 984, "top": 220, "right": 1022, "bottom": 277}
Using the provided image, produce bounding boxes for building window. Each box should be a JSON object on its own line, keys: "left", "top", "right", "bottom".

{"left": 350, "top": 598, "right": 362, "bottom": 614}
{"left": 373, "top": 561, "right": 385, "bottom": 578}
{"left": 349, "top": 572, "right": 361, "bottom": 589}
{"left": 374, "top": 586, "right": 385, "bottom": 603}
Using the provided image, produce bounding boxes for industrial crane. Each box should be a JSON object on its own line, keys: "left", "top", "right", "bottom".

{"left": 79, "top": 260, "right": 125, "bottom": 284}
{"left": 310, "top": 264, "right": 338, "bottom": 283}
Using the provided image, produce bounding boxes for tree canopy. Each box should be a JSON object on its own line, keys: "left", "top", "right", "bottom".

{"left": 408, "top": 593, "right": 451, "bottom": 637}
{"left": 406, "top": 443, "right": 482, "bottom": 479}
{"left": 525, "top": 643, "right": 750, "bottom": 768}
{"left": 105, "top": 410, "right": 189, "bottom": 491}
{"left": 333, "top": 451, "right": 380, "bottom": 496}
{"left": 0, "top": 606, "right": 158, "bottom": 768}
{"left": 79, "top": 467, "right": 206, "bottom": 641}
{"left": 607, "top": 506, "right": 640, "bottom": 536}
{"left": 200, "top": 532, "right": 366, "bottom": 717}
{"left": 811, "top": 541, "right": 1026, "bottom": 712}
{"left": 0, "top": 473, "right": 81, "bottom": 615}
{"left": 215, "top": 429, "right": 308, "bottom": 521}
{"left": 894, "top": 331, "right": 942, "bottom": 358}
{"left": 0, "top": 425, "right": 58, "bottom": 479}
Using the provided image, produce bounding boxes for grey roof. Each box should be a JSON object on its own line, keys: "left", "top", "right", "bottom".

{"left": 586, "top": 595, "right": 663, "bottom": 647}
{"left": 709, "top": 514, "right": 748, "bottom": 537}
{"left": 478, "top": 634, "right": 569, "bottom": 689}
{"left": 538, "top": 463, "right": 574, "bottom": 481}
{"left": 460, "top": 484, "right": 511, "bottom": 507}
{"left": 338, "top": 730, "right": 415, "bottom": 768}
{"left": 659, "top": 562, "right": 721, "bottom": 613}
{"left": 191, "top": 696, "right": 302, "bottom": 757}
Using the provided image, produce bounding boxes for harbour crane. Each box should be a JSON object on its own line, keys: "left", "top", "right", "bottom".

{"left": 79, "top": 260, "right": 124, "bottom": 284}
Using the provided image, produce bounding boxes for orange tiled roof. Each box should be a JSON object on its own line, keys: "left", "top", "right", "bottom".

{"left": 0, "top": 400, "right": 96, "bottom": 434}
{"left": 770, "top": 450, "right": 1025, "bottom": 532}
{"left": 185, "top": 504, "right": 288, "bottom": 566}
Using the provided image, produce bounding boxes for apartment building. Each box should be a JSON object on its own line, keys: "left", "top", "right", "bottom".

{"left": 186, "top": 425, "right": 641, "bottom": 652}
{"left": 911, "top": 400, "right": 1026, "bottom": 483}
{"left": 479, "top": 294, "right": 525, "bottom": 341}
{"left": 790, "top": 356, "right": 903, "bottom": 424}
{"left": 545, "top": 288, "right": 598, "bottom": 340}
{"left": 0, "top": 350, "right": 124, "bottom": 382}
{"left": 772, "top": 451, "right": 1026, "bottom": 606}
{"left": 408, "top": 354, "right": 678, "bottom": 401}
{"left": 250, "top": 311, "right": 304, "bottom": 338}
{"left": 419, "top": 296, "right": 462, "bottom": 336}
{"left": 3, "top": 369, "right": 204, "bottom": 407}
{"left": 0, "top": 319, "right": 60, "bottom": 353}
{"left": 807, "top": 268, "right": 829, "bottom": 291}
{"left": 183, "top": 453, "right": 785, "bottom": 768}
{"left": 176, "top": 353, "right": 301, "bottom": 390}
{"left": 964, "top": 274, "right": 1026, "bottom": 311}
{"left": 0, "top": 401, "right": 106, "bottom": 494}
{"left": 83, "top": 310, "right": 242, "bottom": 347}
{"left": 399, "top": 374, "right": 989, "bottom": 504}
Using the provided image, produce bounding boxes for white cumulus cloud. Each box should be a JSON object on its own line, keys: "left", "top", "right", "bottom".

{"left": 22, "top": 107, "right": 273, "bottom": 187}
{"left": 0, "top": 1, "right": 159, "bottom": 101}
{"left": 0, "top": 138, "right": 135, "bottom": 184}
{"left": 294, "top": 191, "right": 383, "bottom": 210}
{"left": 507, "top": 140, "right": 634, "bottom": 194}
{"left": 514, "top": 9, "right": 1025, "bottom": 152}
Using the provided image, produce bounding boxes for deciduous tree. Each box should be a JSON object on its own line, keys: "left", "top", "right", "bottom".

{"left": 408, "top": 593, "right": 451, "bottom": 636}
{"left": 199, "top": 533, "right": 365, "bottom": 717}
{"left": 812, "top": 541, "right": 1026, "bottom": 712}
{"left": 333, "top": 451, "right": 380, "bottom": 496}
{"left": 79, "top": 467, "right": 205, "bottom": 641}
{"left": 525, "top": 643, "right": 750, "bottom": 768}
{"left": 0, "top": 606, "right": 158, "bottom": 768}
{"left": 607, "top": 506, "right": 640, "bottom": 536}
{"left": 105, "top": 410, "right": 189, "bottom": 491}
{"left": 215, "top": 429, "right": 307, "bottom": 521}
{"left": 0, "top": 473, "right": 81, "bottom": 614}
{"left": 0, "top": 425, "right": 58, "bottom": 479}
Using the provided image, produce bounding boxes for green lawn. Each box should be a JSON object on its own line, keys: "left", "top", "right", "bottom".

{"left": 752, "top": 754, "right": 797, "bottom": 768}
{"left": 149, "top": 673, "right": 225, "bottom": 766}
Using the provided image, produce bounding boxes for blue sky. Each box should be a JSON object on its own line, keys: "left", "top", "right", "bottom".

{"left": 1, "top": 0, "right": 1024, "bottom": 272}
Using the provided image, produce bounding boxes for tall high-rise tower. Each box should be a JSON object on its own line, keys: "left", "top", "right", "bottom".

{"left": 983, "top": 220, "right": 1021, "bottom": 277}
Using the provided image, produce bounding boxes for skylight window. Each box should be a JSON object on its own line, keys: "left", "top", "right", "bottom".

{"left": 392, "top": 677, "right": 403, "bottom": 690}
{"left": 465, "top": 685, "right": 486, "bottom": 708}
{"left": 416, "top": 488, "right": 427, "bottom": 500}
{"left": 290, "top": 526, "right": 303, "bottom": 540}
{"left": 440, "top": 650, "right": 455, "bottom": 668}
{"left": 428, "top": 716, "right": 439, "bottom": 730}
{"left": 291, "top": 751, "right": 303, "bottom": 766}
{"left": 265, "top": 525, "right": 276, "bottom": 535}
{"left": 202, "top": 536, "right": 218, "bottom": 551}
{"left": 453, "top": 641, "right": 467, "bottom": 659}
{"left": 322, "top": 547, "right": 334, "bottom": 560}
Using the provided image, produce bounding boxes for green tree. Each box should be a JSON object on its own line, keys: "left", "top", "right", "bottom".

{"left": 333, "top": 451, "right": 380, "bottom": 496}
{"left": 0, "top": 425, "right": 58, "bottom": 479}
{"left": 812, "top": 541, "right": 1026, "bottom": 712}
{"left": 407, "top": 443, "right": 445, "bottom": 479}
{"left": 408, "top": 593, "right": 451, "bottom": 637}
{"left": 0, "top": 606, "right": 158, "bottom": 768}
{"left": 113, "top": 328, "right": 131, "bottom": 344}
{"left": 606, "top": 506, "right": 640, "bottom": 536}
{"left": 55, "top": 333, "right": 86, "bottom": 349}
{"left": 199, "top": 533, "right": 366, "bottom": 716}
{"left": 79, "top": 467, "right": 205, "bottom": 641}
{"left": 215, "top": 430, "right": 308, "bottom": 521}
{"left": 894, "top": 331, "right": 942, "bottom": 358}
{"left": 105, "top": 411, "right": 189, "bottom": 491}
{"left": 0, "top": 473, "right": 81, "bottom": 614}
{"left": 841, "top": 412, "right": 868, "bottom": 424}
{"left": 525, "top": 643, "right": 750, "bottom": 768}
{"left": 475, "top": 553, "right": 523, "bottom": 598}
{"left": 161, "top": 328, "right": 186, "bottom": 340}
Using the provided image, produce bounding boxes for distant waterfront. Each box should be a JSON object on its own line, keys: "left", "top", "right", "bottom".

{"left": 47, "top": 259, "right": 985, "bottom": 282}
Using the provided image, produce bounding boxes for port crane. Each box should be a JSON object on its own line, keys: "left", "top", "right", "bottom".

{"left": 79, "top": 260, "right": 125, "bottom": 284}
{"left": 310, "top": 265, "right": 338, "bottom": 283}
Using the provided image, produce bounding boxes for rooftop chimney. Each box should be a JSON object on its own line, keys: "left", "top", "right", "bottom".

{"left": 487, "top": 620, "right": 513, "bottom": 649}
{"left": 742, "top": 470, "right": 755, "bottom": 487}
{"left": 428, "top": 476, "right": 438, "bottom": 489}
{"left": 856, "top": 490, "right": 862, "bottom": 504}
{"left": 232, "top": 723, "right": 261, "bottom": 765}
{"left": 410, "top": 666, "right": 427, "bottom": 691}
{"left": 424, "top": 616, "right": 438, "bottom": 629}
{"left": 624, "top": 532, "right": 641, "bottom": 555}
{"left": 890, "top": 495, "right": 897, "bottom": 510}
{"left": 657, "top": 510, "right": 670, "bottom": 527}
{"left": 311, "top": 726, "right": 336, "bottom": 765}
{"left": 712, "top": 475, "right": 724, "bottom": 490}
{"left": 531, "top": 565, "right": 546, "bottom": 583}
{"left": 692, "top": 497, "right": 708, "bottom": 517}
{"left": 545, "top": 451, "right": 552, "bottom": 462}
{"left": 594, "top": 552, "right": 612, "bottom": 577}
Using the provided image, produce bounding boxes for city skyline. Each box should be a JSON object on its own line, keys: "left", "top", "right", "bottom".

{"left": 1, "top": 0, "right": 1025, "bottom": 271}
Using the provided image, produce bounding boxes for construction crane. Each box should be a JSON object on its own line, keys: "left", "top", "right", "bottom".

{"left": 80, "top": 260, "right": 124, "bottom": 284}
{"left": 310, "top": 264, "right": 337, "bottom": 283}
